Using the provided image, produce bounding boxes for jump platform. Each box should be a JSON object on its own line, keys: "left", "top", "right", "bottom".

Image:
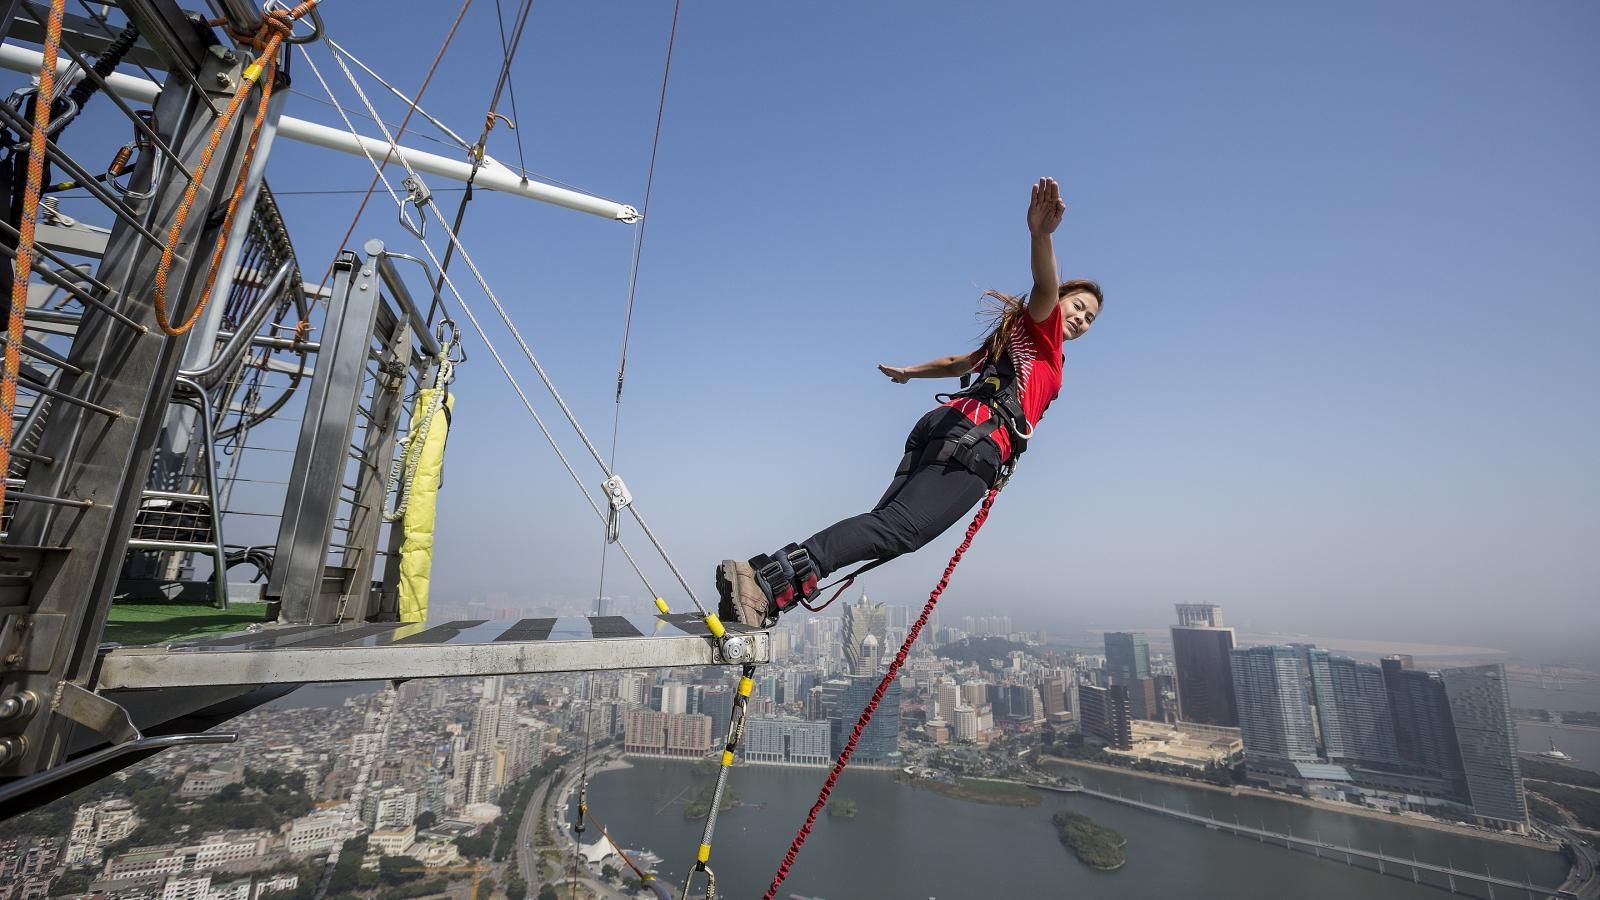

{"left": 95, "top": 614, "right": 769, "bottom": 689}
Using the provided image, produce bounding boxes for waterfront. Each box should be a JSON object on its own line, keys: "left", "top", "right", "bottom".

{"left": 578, "top": 759, "right": 1568, "bottom": 899}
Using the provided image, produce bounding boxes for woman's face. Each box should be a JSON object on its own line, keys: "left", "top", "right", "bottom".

{"left": 1062, "top": 290, "right": 1101, "bottom": 341}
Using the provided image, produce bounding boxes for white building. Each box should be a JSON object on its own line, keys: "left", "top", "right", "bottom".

{"left": 285, "top": 808, "right": 355, "bottom": 857}
{"left": 367, "top": 826, "right": 416, "bottom": 857}
{"left": 954, "top": 704, "right": 978, "bottom": 743}
{"left": 65, "top": 798, "right": 138, "bottom": 866}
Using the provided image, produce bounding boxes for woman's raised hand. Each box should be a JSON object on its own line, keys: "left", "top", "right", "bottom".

{"left": 1027, "top": 176, "right": 1065, "bottom": 236}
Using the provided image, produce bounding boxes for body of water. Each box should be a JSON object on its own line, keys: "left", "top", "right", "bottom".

{"left": 1511, "top": 681, "right": 1600, "bottom": 715}
{"left": 577, "top": 759, "right": 1567, "bottom": 899}
{"left": 1519, "top": 721, "right": 1600, "bottom": 776}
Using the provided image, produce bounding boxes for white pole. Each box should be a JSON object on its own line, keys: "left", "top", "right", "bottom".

{"left": 0, "top": 43, "right": 640, "bottom": 223}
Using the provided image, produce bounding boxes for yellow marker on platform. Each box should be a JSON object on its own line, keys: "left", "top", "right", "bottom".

{"left": 697, "top": 843, "right": 711, "bottom": 863}
{"left": 654, "top": 597, "right": 670, "bottom": 614}
{"left": 704, "top": 613, "right": 726, "bottom": 639}
{"left": 721, "top": 750, "right": 734, "bottom": 766}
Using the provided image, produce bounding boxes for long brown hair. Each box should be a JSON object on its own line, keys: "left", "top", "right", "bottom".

{"left": 978, "top": 280, "right": 1104, "bottom": 360}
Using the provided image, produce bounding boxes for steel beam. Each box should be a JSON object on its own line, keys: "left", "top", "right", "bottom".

{"left": 98, "top": 632, "right": 773, "bottom": 689}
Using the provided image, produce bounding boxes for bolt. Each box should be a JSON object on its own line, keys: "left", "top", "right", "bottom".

{"left": 3, "top": 654, "right": 21, "bottom": 667}
{"left": 0, "top": 735, "right": 26, "bottom": 766}
{"left": 221, "top": 50, "right": 238, "bottom": 65}
{"left": 215, "top": 72, "right": 233, "bottom": 89}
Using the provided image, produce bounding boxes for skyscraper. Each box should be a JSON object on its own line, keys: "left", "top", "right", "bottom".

{"left": 1078, "top": 683, "right": 1132, "bottom": 750}
{"left": 1381, "top": 657, "right": 1463, "bottom": 779}
{"left": 1309, "top": 650, "right": 1401, "bottom": 768}
{"left": 1441, "top": 664, "right": 1526, "bottom": 829}
{"left": 1230, "top": 646, "right": 1318, "bottom": 768}
{"left": 830, "top": 674, "right": 901, "bottom": 762}
{"left": 1104, "top": 632, "right": 1151, "bottom": 683}
{"left": 1171, "top": 605, "right": 1238, "bottom": 726}
{"left": 842, "top": 594, "right": 887, "bottom": 676}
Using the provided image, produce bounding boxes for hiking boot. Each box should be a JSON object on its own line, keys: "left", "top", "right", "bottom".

{"left": 716, "top": 559, "right": 774, "bottom": 628}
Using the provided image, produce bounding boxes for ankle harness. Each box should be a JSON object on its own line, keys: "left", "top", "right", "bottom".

{"left": 751, "top": 543, "right": 819, "bottom": 612}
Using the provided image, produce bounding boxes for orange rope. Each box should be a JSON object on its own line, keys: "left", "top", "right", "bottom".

{"left": 150, "top": 1, "right": 319, "bottom": 337}
{"left": 1, "top": 0, "right": 68, "bottom": 515}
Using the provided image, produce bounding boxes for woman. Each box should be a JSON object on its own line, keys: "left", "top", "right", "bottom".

{"left": 717, "top": 177, "right": 1102, "bottom": 627}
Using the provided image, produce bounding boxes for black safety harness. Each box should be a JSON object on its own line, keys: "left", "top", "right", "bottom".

{"left": 927, "top": 348, "right": 1032, "bottom": 488}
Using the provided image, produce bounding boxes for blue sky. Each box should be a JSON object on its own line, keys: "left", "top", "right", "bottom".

{"left": 37, "top": 2, "right": 1597, "bottom": 654}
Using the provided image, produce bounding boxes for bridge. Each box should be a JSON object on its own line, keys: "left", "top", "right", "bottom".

{"left": 1018, "top": 780, "right": 1581, "bottom": 899}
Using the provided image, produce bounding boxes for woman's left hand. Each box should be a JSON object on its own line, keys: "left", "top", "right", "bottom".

{"left": 878, "top": 364, "right": 911, "bottom": 384}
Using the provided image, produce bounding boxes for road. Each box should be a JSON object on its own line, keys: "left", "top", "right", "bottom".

{"left": 517, "top": 754, "right": 636, "bottom": 900}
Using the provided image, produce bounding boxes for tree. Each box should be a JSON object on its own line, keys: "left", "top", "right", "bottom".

{"left": 476, "top": 877, "right": 496, "bottom": 900}
{"left": 536, "top": 885, "right": 559, "bottom": 900}
{"left": 601, "top": 864, "right": 619, "bottom": 882}
{"left": 377, "top": 855, "right": 425, "bottom": 885}
{"left": 504, "top": 872, "right": 528, "bottom": 900}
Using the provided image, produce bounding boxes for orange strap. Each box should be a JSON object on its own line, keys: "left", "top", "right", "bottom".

{"left": 150, "top": 2, "right": 319, "bottom": 337}
{"left": 1, "top": 0, "right": 68, "bottom": 514}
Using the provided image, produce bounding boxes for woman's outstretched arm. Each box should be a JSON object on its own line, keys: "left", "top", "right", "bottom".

{"left": 1027, "top": 176, "right": 1065, "bottom": 323}
{"left": 878, "top": 353, "right": 979, "bottom": 383}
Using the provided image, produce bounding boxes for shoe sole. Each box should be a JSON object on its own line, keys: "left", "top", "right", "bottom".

{"left": 717, "top": 559, "right": 773, "bottom": 628}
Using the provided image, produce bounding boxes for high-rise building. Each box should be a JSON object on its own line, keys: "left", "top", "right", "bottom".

{"left": 1175, "top": 603, "right": 1224, "bottom": 628}
{"left": 842, "top": 594, "right": 887, "bottom": 676}
{"left": 623, "top": 710, "right": 714, "bottom": 758}
{"left": 1078, "top": 683, "right": 1133, "bottom": 750}
{"left": 829, "top": 674, "right": 901, "bottom": 763}
{"left": 852, "top": 634, "right": 884, "bottom": 677}
{"left": 1230, "top": 646, "right": 1318, "bottom": 768}
{"left": 1039, "top": 675, "right": 1069, "bottom": 722}
{"left": 953, "top": 704, "right": 979, "bottom": 742}
{"left": 1171, "top": 604, "right": 1238, "bottom": 726}
{"left": 1308, "top": 650, "right": 1401, "bottom": 768}
{"left": 1127, "top": 677, "right": 1160, "bottom": 721}
{"left": 1441, "top": 664, "right": 1526, "bottom": 829}
{"left": 617, "top": 672, "right": 649, "bottom": 708}
{"left": 960, "top": 681, "right": 988, "bottom": 709}
{"left": 935, "top": 679, "right": 961, "bottom": 722}
{"left": 744, "top": 716, "right": 831, "bottom": 766}
{"left": 1104, "top": 632, "right": 1151, "bottom": 683}
{"left": 660, "top": 682, "right": 690, "bottom": 715}
{"left": 701, "top": 685, "right": 735, "bottom": 742}
{"left": 1381, "top": 657, "right": 1463, "bottom": 778}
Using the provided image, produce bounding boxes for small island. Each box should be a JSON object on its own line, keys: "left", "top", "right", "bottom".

{"left": 826, "top": 797, "right": 858, "bottom": 819}
{"left": 898, "top": 773, "right": 1041, "bottom": 807}
{"left": 682, "top": 784, "right": 740, "bottom": 820}
{"left": 1053, "top": 811, "right": 1127, "bottom": 871}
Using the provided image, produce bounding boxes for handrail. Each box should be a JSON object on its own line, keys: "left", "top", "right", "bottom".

{"left": 180, "top": 260, "right": 296, "bottom": 388}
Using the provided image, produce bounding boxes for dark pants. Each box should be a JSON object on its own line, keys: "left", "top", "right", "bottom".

{"left": 800, "top": 407, "right": 999, "bottom": 578}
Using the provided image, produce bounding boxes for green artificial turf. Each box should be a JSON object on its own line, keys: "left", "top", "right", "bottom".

{"left": 103, "top": 601, "right": 271, "bottom": 646}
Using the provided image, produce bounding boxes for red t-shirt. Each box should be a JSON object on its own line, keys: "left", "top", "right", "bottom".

{"left": 942, "top": 302, "right": 1064, "bottom": 462}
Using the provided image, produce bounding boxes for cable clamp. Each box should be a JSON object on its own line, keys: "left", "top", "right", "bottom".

{"left": 601, "top": 474, "right": 631, "bottom": 543}
{"left": 400, "top": 173, "right": 432, "bottom": 238}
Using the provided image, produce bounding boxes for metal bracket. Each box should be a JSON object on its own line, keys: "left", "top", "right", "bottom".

{"left": 55, "top": 683, "right": 140, "bottom": 745}
{"left": 602, "top": 475, "right": 632, "bottom": 544}
{"left": 717, "top": 634, "right": 753, "bottom": 664}
{"left": 400, "top": 174, "right": 431, "bottom": 238}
